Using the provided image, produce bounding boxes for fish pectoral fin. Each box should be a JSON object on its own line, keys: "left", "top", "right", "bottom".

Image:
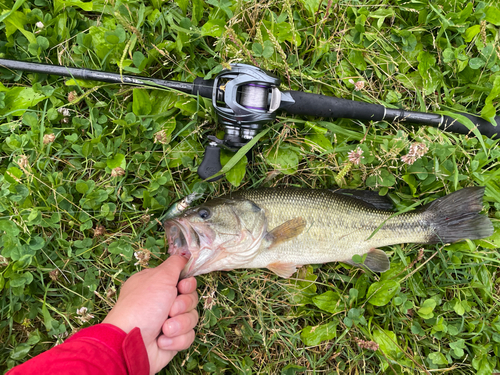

{"left": 267, "top": 261, "right": 299, "bottom": 278}
{"left": 267, "top": 217, "right": 307, "bottom": 248}
{"left": 345, "top": 249, "right": 390, "bottom": 273}
{"left": 364, "top": 249, "right": 390, "bottom": 272}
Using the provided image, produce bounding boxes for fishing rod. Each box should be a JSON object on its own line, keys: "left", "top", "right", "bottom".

{"left": 1, "top": 59, "right": 499, "bottom": 181}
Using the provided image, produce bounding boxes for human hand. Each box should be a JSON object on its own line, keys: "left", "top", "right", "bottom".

{"left": 103, "top": 255, "right": 198, "bottom": 374}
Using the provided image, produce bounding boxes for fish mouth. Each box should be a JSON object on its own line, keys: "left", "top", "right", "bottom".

{"left": 166, "top": 222, "right": 193, "bottom": 260}
{"left": 164, "top": 219, "right": 212, "bottom": 279}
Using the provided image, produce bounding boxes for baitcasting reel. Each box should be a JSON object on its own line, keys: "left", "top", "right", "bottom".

{"left": 195, "top": 64, "right": 283, "bottom": 181}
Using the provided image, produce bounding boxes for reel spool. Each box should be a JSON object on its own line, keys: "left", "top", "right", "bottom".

{"left": 213, "top": 64, "right": 281, "bottom": 147}
{"left": 198, "top": 64, "right": 282, "bottom": 180}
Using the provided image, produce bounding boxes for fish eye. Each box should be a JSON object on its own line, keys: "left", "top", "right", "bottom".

{"left": 198, "top": 208, "right": 211, "bottom": 220}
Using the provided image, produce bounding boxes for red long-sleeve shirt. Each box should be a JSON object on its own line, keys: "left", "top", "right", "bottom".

{"left": 7, "top": 324, "right": 150, "bottom": 375}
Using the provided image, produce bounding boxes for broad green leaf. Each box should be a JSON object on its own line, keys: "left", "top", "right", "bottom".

{"left": 286, "top": 265, "right": 317, "bottom": 305}
{"left": 402, "top": 174, "right": 417, "bottom": 196}
{"left": 463, "top": 25, "right": 481, "bottom": 42}
{"left": 107, "top": 153, "right": 126, "bottom": 169}
{"left": 428, "top": 352, "right": 448, "bottom": 366}
{"left": 191, "top": 0, "right": 204, "bottom": 25}
{"left": 174, "top": 98, "right": 198, "bottom": 115}
{"left": 252, "top": 43, "right": 263, "bottom": 56}
{"left": 3, "top": 10, "right": 36, "bottom": 44}
{"left": 175, "top": 0, "right": 188, "bottom": 13}
{"left": 371, "top": 8, "right": 395, "bottom": 28}
{"left": 203, "top": 362, "right": 217, "bottom": 372}
{"left": 472, "top": 354, "right": 497, "bottom": 375}
{"left": 65, "top": 133, "right": 78, "bottom": 143}
{"left": 133, "top": 89, "right": 152, "bottom": 116}
{"left": 372, "top": 329, "right": 400, "bottom": 357}
{"left": 150, "top": 91, "right": 177, "bottom": 115}
{"left": 281, "top": 364, "right": 307, "bottom": 375}
{"left": 304, "top": 121, "right": 328, "bottom": 134}
{"left": 0, "top": 0, "right": 27, "bottom": 23}
{"left": 76, "top": 180, "right": 89, "bottom": 194}
{"left": 9, "top": 271, "right": 33, "bottom": 288}
{"left": 41, "top": 304, "right": 53, "bottom": 331}
{"left": 298, "top": 0, "right": 322, "bottom": 16}
{"left": 450, "top": 339, "right": 466, "bottom": 357}
{"left": 28, "top": 236, "right": 45, "bottom": 251}
{"left": 132, "top": 51, "right": 146, "bottom": 69}
{"left": 262, "top": 40, "right": 275, "bottom": 59}
{"left": 167, "top": 138, "right": 202, "bottom": 168}
{"left": 348, "top": 50, "right": 367, "bottom": 71}
{"left": 442, "top": 48, "right": 455, "bottom": 63}
{"left": 417, "top": 298, "right": 437, "bottom": 319}
{"left": 108, "top": 240, "right": 134, "bottom": 259}
{"left": 201, "top": 20, "right": 225, "bottom": 37}
{"left": 469, "top": 57, "right": 486, "bottom": 70}
{"left": 418, "top": 51, "right": 437, "bottom": 94}
{"left": 9, "top": 343, "right": 31, "bottom": 360}
{"left": 4, "top": 167, "right": 22, "bottom": 184}
{"left": 379, "top": 262, "right": 407, "bottom": 281}
{"left": 300, "top": 320, "right": 337, "bottom": 346}
{"left": 0, "top": 220, "right": 20, "bottom": 237}
{"left": 54, "top": 0, "right": 92, "bottom": 14}
{"left": 366, "top": 168, "right": 396, "bottom": 187}
{"left": 312, "top": 290, "right": 343, "bottom": 313}
{"left": 0, "top": 87, "right": 45, "bottom": 116}
{"left": 305, "top": 133, "right": 333, "bottom": 153}
{"left": 485, "top": 6, "right": 500, "bottom": 26}
{"left": 220, "top": 151, "right": 247, "bottom": 187}
{"left": 265, "top": 144, "right": 299, "bottom": 175}
{"left": 453, "top": 299, "right": 465, "bottom": 316}
{"left": 481, "top": 75, "right": 500, "bottom": 124}
{"left": 367, "top": 280, "right": 400, "bottom": 306}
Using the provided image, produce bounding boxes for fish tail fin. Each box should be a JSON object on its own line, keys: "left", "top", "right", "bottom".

{"left": 426, "top": 187, "right": 493, "bottom": 243}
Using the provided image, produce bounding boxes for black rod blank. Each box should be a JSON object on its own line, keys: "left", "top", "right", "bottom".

{"left": 0, "top": 58, "right": 195, "bottom": 95}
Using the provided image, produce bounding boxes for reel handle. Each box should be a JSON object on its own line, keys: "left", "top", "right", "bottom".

{"left": 198, "top": 143, "right": 223, "bottom": 181}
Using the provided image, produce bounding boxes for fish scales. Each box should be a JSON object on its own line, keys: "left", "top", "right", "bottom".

{"left": 234, "top": 189, "right": 431, "bottom": 268}
{"left": 164, "top": 187, "right": 493, "bottom": 278}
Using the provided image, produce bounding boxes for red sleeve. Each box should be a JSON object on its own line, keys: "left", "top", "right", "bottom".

{"left": 6, "top": 324, "right": 150, "bottom": 375}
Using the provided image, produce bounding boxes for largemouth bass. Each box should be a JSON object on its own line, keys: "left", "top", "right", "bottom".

{"left": 164, "top": 187, "right": 493, "bottom": 278}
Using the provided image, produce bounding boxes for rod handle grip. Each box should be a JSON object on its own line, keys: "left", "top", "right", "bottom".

{"left": 280, "top": 90, "right": 386, "bottom": 121}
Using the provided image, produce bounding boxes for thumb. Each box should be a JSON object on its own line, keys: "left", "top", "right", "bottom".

{"left": 154, "top": 255, "right": 188, "bottom": 284}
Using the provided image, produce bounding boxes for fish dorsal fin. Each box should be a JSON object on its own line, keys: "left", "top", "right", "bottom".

{"left": 267, "top": 217, "right": 307, "bottom": 248}
{"left": 267, "top": 261, "right": 299, "bottom": 278}
{"left": 345, "top": 249, "right": 390, "bottom": 273}
{"left": 331, "top": 189, "right": 394, "bottom": 211}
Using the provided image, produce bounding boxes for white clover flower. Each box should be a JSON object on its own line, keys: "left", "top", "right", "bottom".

{"left": 348, "top": 147, "right": 364, "bottom": 165}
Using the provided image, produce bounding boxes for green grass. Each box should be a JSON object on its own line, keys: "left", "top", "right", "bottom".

{"left": 1, "top": 0, "right": 500, "bottom": 374}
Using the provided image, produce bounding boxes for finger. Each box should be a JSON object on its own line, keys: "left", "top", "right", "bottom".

{"left": 177, "top": 277, "right": 197, "bottom": 294}
{"left": 170, "top": 291, "right": 198, "bottom": 317}
{"left": 157, "top": 330, "right": 195, "bottom": 351}
{"left": 149, "top": 349, "right": 178, "bottom": 375}
{"left": 163, "top": 309, "right": 199, "bottom": 337}
{"left": 154, "top": 255, "right": 188, "bottom": 284}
